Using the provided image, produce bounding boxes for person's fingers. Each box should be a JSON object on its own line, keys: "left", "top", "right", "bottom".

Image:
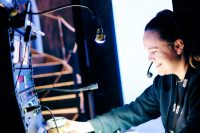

{"left": 63, "top": 121, "right": 78, "bottom": 133}
{"left": 65, "top": 120, "right": 71, "bottom": 128}
{"left": 63, "top": 128, "right": 79, "bottom": 133}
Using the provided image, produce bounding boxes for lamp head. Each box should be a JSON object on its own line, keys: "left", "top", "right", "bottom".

{"left": 95, "top": 28, "right": 106, "bottom": 44}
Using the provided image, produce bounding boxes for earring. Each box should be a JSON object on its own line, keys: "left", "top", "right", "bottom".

{"left": 178, "top": 50, "right": 182, "bottom": 55}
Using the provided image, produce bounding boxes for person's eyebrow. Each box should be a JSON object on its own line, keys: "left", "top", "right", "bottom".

{"left": 147, "top": 47, "right": 159, "bottom": 51}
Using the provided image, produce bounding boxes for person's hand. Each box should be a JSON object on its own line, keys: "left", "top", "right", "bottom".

{"left": 62, "top": 119, "right": 94, "bottom": 133}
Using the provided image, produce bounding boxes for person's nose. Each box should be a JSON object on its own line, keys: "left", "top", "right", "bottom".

{"left": 148, "top": 53, "right": 155, "bottom": 62}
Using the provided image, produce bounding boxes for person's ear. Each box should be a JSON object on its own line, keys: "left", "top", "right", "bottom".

{"left": 174, "top": 39, "right": 184, "bottom": 55}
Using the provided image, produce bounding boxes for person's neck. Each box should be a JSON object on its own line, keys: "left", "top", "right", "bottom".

{"left": 176, "top": 63, "right": 188, "bottom": 81}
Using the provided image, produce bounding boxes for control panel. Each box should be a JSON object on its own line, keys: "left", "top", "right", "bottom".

{"left": 10, "top": 28, "right": 47, "bottom": 133}
{"left": 0, "top": 1, "right": 47, "bottom": 132}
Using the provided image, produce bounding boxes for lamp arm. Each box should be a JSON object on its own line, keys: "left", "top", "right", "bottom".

{"left": 27, "top": 4, "right": 102, "bottom": 28}
{"left": 27, "top": 3, "right": 105, "bottom": 44}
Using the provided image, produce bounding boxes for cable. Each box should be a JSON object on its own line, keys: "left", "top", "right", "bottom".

{"left": 13, "top": 4, "right": 32, "bottom": 90}
{"left": 41, "top": 105, "right": 60, "bottom": 133}
{"left": 14, "top": 42, "right": 28, "bottom": 90}
{"left": 35, "top": 83, "right": 98, "bottom": 94}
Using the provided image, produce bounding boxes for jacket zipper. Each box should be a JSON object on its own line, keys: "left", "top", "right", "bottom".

{"left": 165, "top": 76, "right": 176, "bottom": 133}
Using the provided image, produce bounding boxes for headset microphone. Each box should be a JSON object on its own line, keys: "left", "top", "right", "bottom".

{"left": 147, "top": 62, "right": 153, "bottom": 78}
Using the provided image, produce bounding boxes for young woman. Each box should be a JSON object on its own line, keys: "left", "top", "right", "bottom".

{"left": 62, "top": 9, "right": 200, "bottom": 133}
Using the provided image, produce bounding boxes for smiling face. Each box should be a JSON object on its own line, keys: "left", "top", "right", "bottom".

{"left": 143, "top": 30, "right": 184, "bottom": 76}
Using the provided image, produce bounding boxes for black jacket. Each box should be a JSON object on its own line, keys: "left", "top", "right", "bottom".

{"left": 89, "top": 66, "right": 200, "bottom": 133}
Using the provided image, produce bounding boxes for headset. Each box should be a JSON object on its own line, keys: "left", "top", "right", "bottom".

{"left": 147, "top": 62, "right": 153, "bottom": 78}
